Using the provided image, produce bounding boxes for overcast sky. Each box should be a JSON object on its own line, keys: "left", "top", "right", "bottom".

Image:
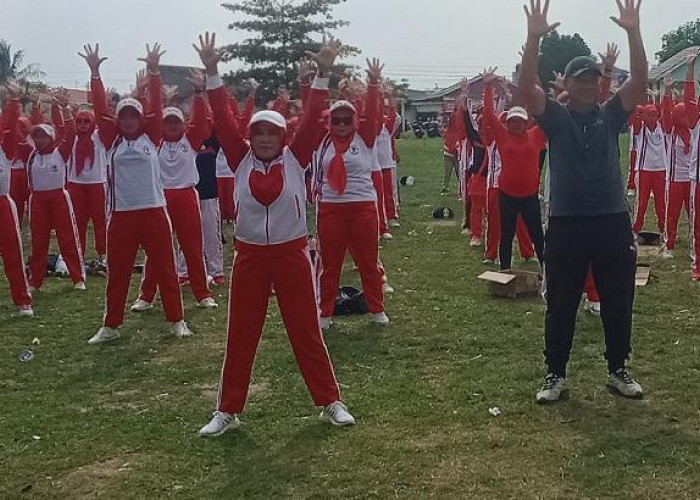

{"left": 2, "top": 0, "right": 695, "bottom": 92}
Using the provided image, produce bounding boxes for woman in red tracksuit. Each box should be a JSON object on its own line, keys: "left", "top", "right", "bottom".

{"left": 0, "top": 83, "right": 33, "bottom": 317}
{"left": 81, "top": 42, "right": 192, "bottom": 344}
{"left": 314, "top": 57, "right": 389, "bottom": 330}
{"left": 194, "top": 33, "right": 354, "bottom": 436}
{"left": 481, "top": 68, "right": 545, "bottom": 271}
{"left": 67, "top": 109, "right": 108, "bottom": 260}
{"left": 10, "top": 103, "right": 44, "bottom": 226}
{"left": 133, "top": 75, "right": 216, "bottom": 311}
{"left": 24, "top": 99, "right": 86, "bottom": 291}
{"left": 683, "top": 49, "right": 700, "bottom": 281}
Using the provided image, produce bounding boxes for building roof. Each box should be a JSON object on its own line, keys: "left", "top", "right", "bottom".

{"left": 649, "top": 46, "right": 700, "bottom": 82}
{"left": 410, "top": 75, "right": 517, "bottom": 103}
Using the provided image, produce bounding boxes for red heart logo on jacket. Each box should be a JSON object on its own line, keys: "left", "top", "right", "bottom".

{"left": 249, "top": 163, "right": 284, "bottom": 207}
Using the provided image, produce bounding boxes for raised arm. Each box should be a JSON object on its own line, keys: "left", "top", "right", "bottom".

{"left": 612, "top": 0, "right": 647, "bottom": 112}
{"left": 289, "top": 38, "right": 339, "bottom": 166}
{"left": 80, "top": 43, "right": 117, "bottom": 147}
{"left": 184, "top": 69, "right": 209, "bottom": 150}
{"left": 195, "top": 32, "right": 249, "bottom": 171}
{"left": 482, "top": 69, "right": 507, "bottom": 143}
{"left": 684, "top": 49, "right": 699, "bottom": 128}
{"left": 1, "top": 82, "right": 21, "bottom": 158}
{"left": 598, "top": 42, "right": 620, "bottom": 103}
{"left": 358, "top": 58, "right": 384, "bottom": 147}
{"left": 57, "top": 105, "right": 76, "bottom": 162}
{"left": 519, "top": 0, "right": 561, "bottom": 116}
{"left": 660, "top": 78, "right": 674, "bottom": 134}
{"left": 138, "top": 43, "right": 166, "bottom": 145}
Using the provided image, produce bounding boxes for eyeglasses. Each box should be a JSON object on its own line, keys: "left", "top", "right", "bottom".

{"left": 331, "top": 117, "right": 353, "bottom": 126}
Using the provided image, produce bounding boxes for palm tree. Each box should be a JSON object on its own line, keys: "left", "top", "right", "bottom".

{"left": 0, "top": 40, "right": 45, "bottom": 84}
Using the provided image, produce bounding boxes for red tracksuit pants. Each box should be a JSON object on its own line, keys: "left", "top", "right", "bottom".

{"left": 693, "top": 182, "right": 700, "bottom": 276}
{"left": 665, "top": 181, "right": 690, "bottom": 250}
{"left": 139, "top": 187, "right": 211, "bottom": 303}
{"left": 217, "top": 177, "right": 235, "bottom": 221}
{"left": 633, "top": 170, "right": 666, "bottom": 233}
{"left": 104, "top": 207, "right": 183, "bottom": 328}
{"left": 317, "top": 201, "right": 384, "bottom": 317}
{"left": 28, "top": 189, "right": 84, "bottom": 289}
{"left": 375, "top": 174, "right": 389, "bottom": 234}
{"left": 67, "top": 182, "right": 107, "bottom": 257}
{"left": 485, "top": 188, "right": 535, "bottom": 261}
{"left": 382, "top": 168, "right": 398, "bottom": 221}
{"left": 0, "top": 196, "right": 32, "bottom": 307}
{"left": 217, "top": 239, "right": 340, "bottom": 414}
{"left": 10, "top": 168, "right": 30, "bottom": 226}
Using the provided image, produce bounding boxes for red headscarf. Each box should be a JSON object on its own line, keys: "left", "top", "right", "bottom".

{"left": 672, "top": 103, "right": 691, "bottom": 155}
{"left": 74, "top": 110, "right": 96, "bottom": 176}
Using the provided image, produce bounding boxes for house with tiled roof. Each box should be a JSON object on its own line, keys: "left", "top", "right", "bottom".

{"left": 649, "top": 46, "right": 700, "bottom": 94}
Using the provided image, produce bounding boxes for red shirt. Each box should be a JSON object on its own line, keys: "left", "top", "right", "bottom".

{"left": 482, "top": 84, "right": 546, "bottom": 197}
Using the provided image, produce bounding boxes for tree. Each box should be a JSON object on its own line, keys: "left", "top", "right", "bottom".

{"left": 538, "top": 31, "right": 591, "bottom": 89}
{"left": 0, "top": 40, "right": 44, "bottom": 84}
{"left": 657, "top": 19, "right": 700, "bottom": 63}
{"left": 220, "top": 0, "right": 358, "bottom": 105}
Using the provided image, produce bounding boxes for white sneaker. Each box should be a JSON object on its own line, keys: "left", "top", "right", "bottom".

{"left": 198, "top": 297, "right": 218, "bottom": 309}
{"left": 461, "top": 227, "right": 472, "bottom": 236}
{"left": 74, "top": 281, "right": 87, "bottom": 291}
{"left": 536, "top": 374, "right": 567, "bottom": 403}
{"left": 627, "top": 189, "right": 636, "bottom": 197}
{"left": 320, "top": 401, "right": 356, "bottom": 427}
{"left": 88, "top": 326, "right": 120, "bottom": 345}
{"left": 661, "top": 249, "right": 674, "bottom": 260}
{"left": 130, "top": 299, "right": 153, "bottom": 313}
{"left": 607, "top": 369, "right": 643, "bottom": 399}
{"left": 18, "top": 305, "right": 34, "bottom": 318}
{"left": 389, "top": 220, "right": 401, "bottom": 228}
{"left": 470, "top": 237, "right": 482, "bottom": 247}
{"left": 382, "top": 283, "right": 395, "bottom": 294}
{"left": 320, "top": 317, "right": 333, "bottom": 331}
{"left": 482, "top": 258, "right": 495, "bottom": 265}
{"left": 199, "top": 411, "right": 240, "bottom": 437}
{"left": 381, "top": 232, "right": 394, "bottom": 241}
{"left": 172, "top": 320, "right": 194, "bottom": 338}
{"left": 371, "top": 312, "right": 390, "bottom": 326}
{"left": 583, "top": 299, "right": 601, "bottom": 317}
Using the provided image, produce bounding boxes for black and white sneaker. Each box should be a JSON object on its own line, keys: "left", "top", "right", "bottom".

{"left": 536, "top": 373, "right": 567, "bottom": 403}
{"left": 607, "top": 369, "right": 643, "bottom": 399}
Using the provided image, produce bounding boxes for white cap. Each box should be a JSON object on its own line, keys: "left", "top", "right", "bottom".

{"left": 31, "top": 124, "right": 56, "bottom": 141}
{"left": 506, "top": 106, "right": 529, "bottom": 122}
{"left": 163, "top": 107, "right": 185, "bottom": 122}
{"left": 116, "top": 98, "right": 144, "bottom": 116}
{"left": 249, "top": 110, "right": 287, "bottom": 130}
{"left": 330, "top": 100, "right": 357, "bottom": 114}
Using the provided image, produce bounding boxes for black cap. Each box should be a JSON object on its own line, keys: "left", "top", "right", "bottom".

{"left": 564, "top": 56, "right": 602, "bottom": 79}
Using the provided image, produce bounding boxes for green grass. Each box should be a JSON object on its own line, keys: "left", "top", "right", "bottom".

{"left": 2, "top": 137, "right": 700, "bottom": 499}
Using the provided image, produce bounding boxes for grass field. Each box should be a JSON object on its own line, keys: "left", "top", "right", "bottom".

{"left": 2, "top": 137, "right": 700, "bottom": 499}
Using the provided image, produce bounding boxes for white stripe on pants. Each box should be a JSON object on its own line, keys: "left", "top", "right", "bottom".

{"left": 178, "top": 198, "right": 224, "bottom": 279}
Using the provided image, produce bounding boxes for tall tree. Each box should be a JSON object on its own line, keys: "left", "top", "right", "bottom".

{"left": 657, "top": 19, "right": 700, "bottom": 63}
{"left": 220, "top": 0, "right": 358, "bottom": 105}
{"left": 538, "top": 31, "right": 591, "bottom": 89}
{"left": 0, "top": 40, "right": 44, "bottom": 84}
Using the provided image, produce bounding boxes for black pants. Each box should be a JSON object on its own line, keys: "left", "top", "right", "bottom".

{"left": 543, "top": 213, "right": 636, "bottom": 377}
{"left": 499, "top": 192, "right": 545, "bottom": 270}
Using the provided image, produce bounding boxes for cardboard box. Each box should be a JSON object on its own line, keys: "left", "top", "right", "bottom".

{"left": 635, "top": 264, "right": 651, "bottom": 287}
{"left": 478, "top": 270, "right": 541, "bottom": 299}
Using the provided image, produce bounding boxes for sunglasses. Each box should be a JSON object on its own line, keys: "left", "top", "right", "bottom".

{"left": 331, "top": 117, "right": 353, "bottom": 126}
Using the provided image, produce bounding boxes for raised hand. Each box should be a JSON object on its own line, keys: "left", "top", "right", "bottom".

{"left": 481, "top": 67, "right": 500, "bottom": 85}
{"left": 552, "top": 71, "right": 566, "bottom": 92}
{"left": 611, "top": 0, "right": 641, "bottom": 32}
{"left": 366, "top": 57, "right": 384, "bottom": 84}
{"left": 599, "top": 42, "right": 620, "bottom": 72}
{"left": 687, "top": 47, "right": 700, "bottom": 65}
{"left": 277, "top": 86, "right": 291, "bottom": 102}
{"left": 135, "top": 69, "right": 148, "bottom": 95}
{"left": 138, "top": 43, "right": 166, "bottom": 73}
{"left": 305, "top": 37, "right": 342, "bottom": 75}
{"left": 193, "top": 32, "right": 221, "bottom": 76}
{"left": 51, "top": 87, "right": 71, "bottom": 107}
{"left": 663, "top": 75, "right": 674, "bottom": 93}
{"left": 186, "top": 69, "right": 206, "bottom": 93}
{"left": 78, "top": 43, "right": 108, "bottom": 77}
{"left": 162, "top": 84, "right": 179, "bottom": 105}
{"left": 2, "top": 80, "right": 21, "bottom": 99}
{"left": 524, "top": 0, "right": 560, "bottom": 39}
{"left": 298, "top": 57, "right": 316, "bottom": 83}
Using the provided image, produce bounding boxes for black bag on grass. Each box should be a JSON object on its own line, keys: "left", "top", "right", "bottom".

{"left": 333, "top": 286, "right": 369, "bottom": 316}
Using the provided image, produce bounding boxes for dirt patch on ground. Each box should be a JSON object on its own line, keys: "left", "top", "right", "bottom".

{"left": 47, "top": 455, "right": 141, "bottom": 498}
